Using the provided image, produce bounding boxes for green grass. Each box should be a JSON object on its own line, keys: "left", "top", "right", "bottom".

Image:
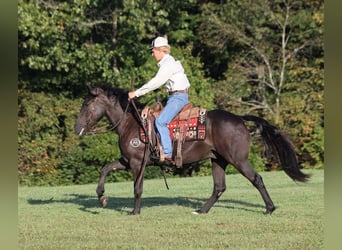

{"left": 19, "top": 169, "right": 323, "bottom": 249}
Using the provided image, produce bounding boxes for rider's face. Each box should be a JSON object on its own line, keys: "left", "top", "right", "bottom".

{"left": 151, "top": 48, "right": 164, "bottom": 61}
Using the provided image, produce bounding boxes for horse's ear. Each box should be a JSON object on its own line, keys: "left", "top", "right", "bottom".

{"left": 86, "top": 84, "right": 93, "bottom": 93}
{"left": 87, "top": 84, "right": 103, "bottom": 96}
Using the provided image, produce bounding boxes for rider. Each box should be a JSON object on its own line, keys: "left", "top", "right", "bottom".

{"left": 128, "top": 36, "right": 190, "bottom": 165}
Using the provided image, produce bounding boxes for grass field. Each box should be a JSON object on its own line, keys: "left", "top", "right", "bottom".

{"left": 18, "top": 169, "right": 323, "bottom": 249}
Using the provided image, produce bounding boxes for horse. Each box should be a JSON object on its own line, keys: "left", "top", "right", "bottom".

{"left": 74, "top": 84, "right": 310, "bottom": 215}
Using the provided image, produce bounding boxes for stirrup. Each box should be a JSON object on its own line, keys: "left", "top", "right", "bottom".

{"left": 150, "top": 154, "right": 160, "bottom": 161}
{"left": 161, "top": 157, "right": 175, "bottom": 166}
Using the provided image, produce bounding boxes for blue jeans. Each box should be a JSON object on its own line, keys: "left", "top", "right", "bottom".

{"left": 155, "top": 93, "right": 188, "bottom": 158}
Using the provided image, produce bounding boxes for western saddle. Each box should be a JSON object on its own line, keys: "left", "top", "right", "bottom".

{"left": 140, "top": 102, "right": 206, "bottom": 167}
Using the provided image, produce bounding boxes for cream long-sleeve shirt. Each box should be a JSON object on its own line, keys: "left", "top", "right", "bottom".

{"left": 134, "top": 54, "right": 190, "bottom": 97}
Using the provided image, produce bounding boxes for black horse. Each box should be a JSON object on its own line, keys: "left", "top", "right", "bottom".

{"left": 74, "top": 85, "right": 310, "bottom": 215}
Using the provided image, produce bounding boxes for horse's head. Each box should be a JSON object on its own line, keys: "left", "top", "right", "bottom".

{"left": 74, "top": 85, "right": 109, "bottom": 136}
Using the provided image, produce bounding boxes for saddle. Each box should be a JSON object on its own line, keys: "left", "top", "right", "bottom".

{"left": 140, "top": 102, "right": 207, "bottom": 167}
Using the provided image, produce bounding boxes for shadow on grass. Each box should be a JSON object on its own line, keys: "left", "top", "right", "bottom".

{"left": 27, "top": 193, "right": 265, "bottom": 215}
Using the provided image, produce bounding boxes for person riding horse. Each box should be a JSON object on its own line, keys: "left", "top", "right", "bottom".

{"left": 128, "top": 36, "right": 190, "bottom": 165}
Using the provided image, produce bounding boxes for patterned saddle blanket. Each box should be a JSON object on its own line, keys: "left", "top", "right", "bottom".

{"left": 139, "top": 102, "right": 207, "bottom": 143}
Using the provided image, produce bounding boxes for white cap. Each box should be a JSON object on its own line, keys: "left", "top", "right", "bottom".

{"left": 150, "top": 36, "right": 169, "bottom": 49}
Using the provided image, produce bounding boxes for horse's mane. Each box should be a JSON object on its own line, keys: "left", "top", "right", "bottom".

{"left": 99, "top": 84, "right": 145, "bottom": 112}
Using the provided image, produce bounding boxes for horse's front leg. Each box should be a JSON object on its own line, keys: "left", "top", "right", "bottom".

{"left": 129, "top": 160, "right": 146, "bottom": 215}
{"left": 96, "top": 158, "right": 128, "bottom": 207}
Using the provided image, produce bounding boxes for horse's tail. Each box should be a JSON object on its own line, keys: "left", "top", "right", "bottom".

{"left": 242, "top": 115, "right": 310, "bottom": 182}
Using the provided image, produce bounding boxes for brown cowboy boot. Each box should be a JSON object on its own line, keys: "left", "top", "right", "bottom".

{"left": 162, "top": 157, "right": 175, "bottom": 166}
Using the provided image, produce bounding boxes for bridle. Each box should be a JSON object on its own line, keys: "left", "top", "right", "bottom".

{"left": 84, "top": 97, "right": 110, "bottom": 134}
{"left": 84, "top": 96, "right": 143, "bottom": 135}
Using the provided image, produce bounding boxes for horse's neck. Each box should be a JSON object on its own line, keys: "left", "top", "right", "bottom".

{"left": 106, "top": 104, "right": 125, "bottom": 130}
{"left": 106, "top": 105, "right": 137, "bottom": 134}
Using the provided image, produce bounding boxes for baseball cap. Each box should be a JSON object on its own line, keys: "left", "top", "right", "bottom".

{"left": 150, "top": 36, "right": 169, "bottom": 49}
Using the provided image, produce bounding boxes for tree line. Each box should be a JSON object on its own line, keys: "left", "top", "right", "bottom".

{"left": 18, "top": 0, "right": 324, "bottom": 186}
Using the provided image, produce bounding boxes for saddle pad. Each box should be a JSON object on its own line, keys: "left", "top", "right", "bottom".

{"left": 167, "top": 117, "right": 206, "bottom": 141}
{"left": 139, "top": 113, "right": 206, "bottom": 143}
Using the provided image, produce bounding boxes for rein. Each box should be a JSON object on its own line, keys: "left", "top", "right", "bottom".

{"left": 128, "top": 98, "right": 152, "bottom": 191}
{"left": 130, "top": 98, "right": 169, "bottom": 190}
{"left": 112, "top": 99, "right": 132, "bottom": 130}
{"left": 107, "top": 99, "right": 143, "bottom": 133}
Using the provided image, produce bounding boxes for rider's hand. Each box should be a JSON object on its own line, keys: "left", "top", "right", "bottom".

{"left": 128, "top": 91, "right": 136, "bottom": 100}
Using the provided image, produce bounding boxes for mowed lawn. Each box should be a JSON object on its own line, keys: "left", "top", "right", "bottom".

{"left": 18, "top": 169, "right": 323, "bottom": 249}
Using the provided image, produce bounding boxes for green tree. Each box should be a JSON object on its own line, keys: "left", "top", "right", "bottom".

{"left": 198, "top": 0, "right": 323, "bottom": 168}
{"left": 18, "top": 0, "right": 118, "bottom": 95}
{"left": 18, "top": 90, "right": 81, "bottom": 185}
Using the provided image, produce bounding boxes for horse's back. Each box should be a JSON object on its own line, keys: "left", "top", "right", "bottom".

{"left": 207, "top": 109, "right": 247, "bottom": 130}
{"left": 205, "top": 109, "right": 251, "bottom": 156}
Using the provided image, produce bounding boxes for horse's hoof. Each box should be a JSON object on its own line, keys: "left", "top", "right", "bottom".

{"left": 99, "top": 196, "right": 108, "bottom": 207}
{"left": 191, "top": 209, "right": 204, "bottom": 215}
{"left": 129, "top": 211, "right": 140, "bottom": 216}
{"left": 264, "top": 206, "right": 276, "bottom": 215}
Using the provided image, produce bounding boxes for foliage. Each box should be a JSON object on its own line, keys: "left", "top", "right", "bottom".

{"left": 18, "top": 0, "right": 117, "bottom": 95}
{"left": 18, "top": 0, "right": 324, "bottom": 186}
{"left": 18, "top": 90, "right": 81, "bottom": 185}
{"left": 198, "top": 0, "right": 324, "bottom": 169}
{"left": 284, "top": 57, "right": 324, "bottom": 168}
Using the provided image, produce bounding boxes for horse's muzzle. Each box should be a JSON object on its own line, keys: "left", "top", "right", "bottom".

{"left": 74, "top": 123, "right": 86, "bottom": 136}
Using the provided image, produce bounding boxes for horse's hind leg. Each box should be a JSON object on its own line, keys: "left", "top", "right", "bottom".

{"left": 96, "top": 158, "right": 128, "bottom": 207}
{"left": 195, "top": 158, "right": 227, "bottom": 214}
{"left": 235, "top": 160, "right": 275, "bottom": 214}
